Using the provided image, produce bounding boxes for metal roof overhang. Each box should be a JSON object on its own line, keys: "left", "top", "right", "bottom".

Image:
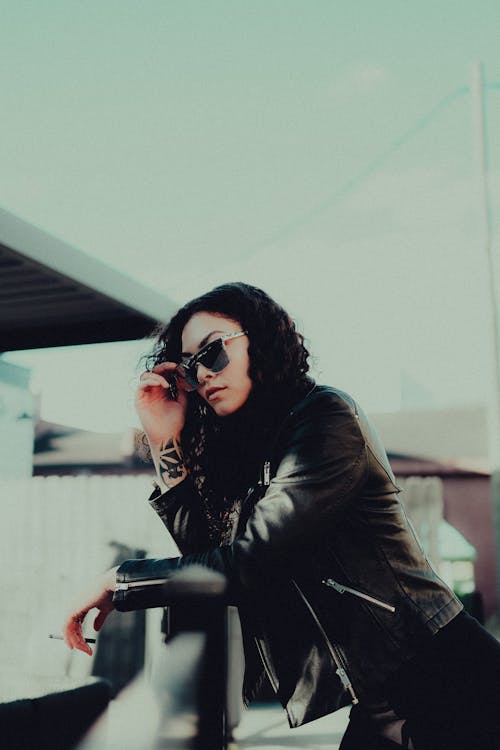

{"left": 0, "top": 207, "right": 176, "bottom": 352}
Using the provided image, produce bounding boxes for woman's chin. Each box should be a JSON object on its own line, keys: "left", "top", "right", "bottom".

{"left": 211, "top": 402, "right": 235, "bottom": 417}
{"left": 210, "top": 397, "right": 248, "bottom": 418}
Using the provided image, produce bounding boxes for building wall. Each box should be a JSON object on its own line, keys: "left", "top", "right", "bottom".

{"left": 443, "top": 476, "right": 498, "bottom": 618}
{"left": 0, "top": 360, "right": 34, "bottom": 478}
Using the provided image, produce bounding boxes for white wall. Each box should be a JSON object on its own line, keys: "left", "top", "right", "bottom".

{"left": 0, "top": 474, "right": 179, "bottom": 701}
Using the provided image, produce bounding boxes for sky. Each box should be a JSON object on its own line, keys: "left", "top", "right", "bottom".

{"left": 2, "top": 1, "right": 500, "bottom": 432}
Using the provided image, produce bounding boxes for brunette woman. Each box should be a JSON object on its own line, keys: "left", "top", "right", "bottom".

{"left": 64, "top": 282, "right": 500, "bottom": 749}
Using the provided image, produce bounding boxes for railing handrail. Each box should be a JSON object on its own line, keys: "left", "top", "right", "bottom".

{"left": 79, "top": 566, "right": 230, "bottom": 750}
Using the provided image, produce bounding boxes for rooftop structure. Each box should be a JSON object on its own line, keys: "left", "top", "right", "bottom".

{"left": 0, "top": 206, "right": 175, "bottom": 352}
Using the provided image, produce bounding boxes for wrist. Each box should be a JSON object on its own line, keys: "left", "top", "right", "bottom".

{"left": 105, "top": 566, "right": 119, "bottom": 592}
{"left": 147, "top": 432, "right": 182, "bottom": 453}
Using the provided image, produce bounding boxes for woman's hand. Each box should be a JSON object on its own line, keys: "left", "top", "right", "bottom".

{"left": 63, "top": 567, "right": 118, "bottom": 655}
{"left": 135, "top": 362, "right": 189, "bottom": 445}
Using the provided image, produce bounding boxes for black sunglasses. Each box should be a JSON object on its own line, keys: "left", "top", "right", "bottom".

{"left": 176, "top": 330, "right": 247, "bottom": 391}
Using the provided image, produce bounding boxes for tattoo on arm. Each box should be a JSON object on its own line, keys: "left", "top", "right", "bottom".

{"left": 158, "top": 437, "right": 186, "bottom": 486}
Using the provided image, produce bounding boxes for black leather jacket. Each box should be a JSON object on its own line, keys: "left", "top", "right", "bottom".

{"left": 113, "top": 385, "right": 462, "bottom": 727}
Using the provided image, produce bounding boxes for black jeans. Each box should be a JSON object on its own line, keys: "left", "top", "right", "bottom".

{"left": 339, "top": 611, "right": 500, "bottom": 750}
{"left": 339, "top": 705, "right": 412, "bottom": 749}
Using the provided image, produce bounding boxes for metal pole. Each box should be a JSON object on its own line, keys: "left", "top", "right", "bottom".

{"left": 472, "top": 61, "right": 500, "bottom": 609}
{"left": 471, "top": 61, "right": 500, "bottom": 471}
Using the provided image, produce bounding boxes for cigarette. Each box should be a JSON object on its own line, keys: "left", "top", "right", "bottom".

{"left": 48, "top": 633, "right": 96, "bottom": 644}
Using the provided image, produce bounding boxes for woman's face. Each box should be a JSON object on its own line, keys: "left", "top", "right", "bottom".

{"left": 181, "top": 311, "right": 252, "bottom": 417}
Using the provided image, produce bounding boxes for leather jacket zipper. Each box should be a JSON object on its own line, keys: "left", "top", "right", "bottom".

{"left": 292, "top": 580, "right": 359, "bottom": 705}
{"left": 115, "top": 578, "right": 169, "bottom": 591}
{"left": 323, "top": 578, "right": 396, "bottom": 613}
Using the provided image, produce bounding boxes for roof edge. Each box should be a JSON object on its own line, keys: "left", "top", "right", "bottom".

{"left": 0, "top": 205, "right": 176, "bottom": 324}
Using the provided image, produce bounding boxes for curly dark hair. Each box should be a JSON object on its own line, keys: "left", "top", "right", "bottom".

{"left": 144, "top": 282, "right": 312, "bottom": 543}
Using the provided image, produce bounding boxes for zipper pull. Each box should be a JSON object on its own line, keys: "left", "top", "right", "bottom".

{"left": 263, "top": 461, "right": 271, "bottom": 486}
{"left": 336, "top": 667, "right": 359, "bottom": 705}
{"left": 115, "top": 582, "right": 129, "bottom": 591}
{"left": 323, "top": 578, "right": 346, "bottom": 594}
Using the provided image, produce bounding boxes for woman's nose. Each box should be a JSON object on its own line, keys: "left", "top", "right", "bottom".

{"left": 196, "top": 363, "right": 213, "bottom": 384}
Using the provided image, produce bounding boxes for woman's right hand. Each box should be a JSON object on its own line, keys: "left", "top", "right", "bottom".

{"left": 135, "top": 362, "right": 189, "bottom": 445}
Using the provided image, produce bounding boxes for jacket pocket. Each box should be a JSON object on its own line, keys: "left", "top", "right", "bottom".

{"left": 322, "top": 578, "right": 396, "bottom": 613}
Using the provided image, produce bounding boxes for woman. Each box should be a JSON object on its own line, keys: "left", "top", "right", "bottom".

{"left": 64, "top": 282, "right": 500, "bottom": 749}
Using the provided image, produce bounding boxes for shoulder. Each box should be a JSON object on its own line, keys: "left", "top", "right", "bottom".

{"left": 272, "top": 384, "right": 365, "bottom": 454}
{"left": 270, "top": 384, "right": 367, "bottom": 477}
{"left": 288, "top": 384, "right": 360, "bottom": 422}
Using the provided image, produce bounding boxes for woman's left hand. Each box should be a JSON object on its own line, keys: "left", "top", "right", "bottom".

{"left": 63, "top": 567, "right": 119, "bottom": 655}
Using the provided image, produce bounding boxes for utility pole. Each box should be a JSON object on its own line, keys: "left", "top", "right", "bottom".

{"left": 472, "top": 61, "right": 500, "bottom": 608}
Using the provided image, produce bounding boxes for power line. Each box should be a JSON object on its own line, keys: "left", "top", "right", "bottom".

{"left": 183, "top": 80, "right": 495, "bottom": 294}
{"left": 238, "top": 85, "right": 470, "bottom": 260}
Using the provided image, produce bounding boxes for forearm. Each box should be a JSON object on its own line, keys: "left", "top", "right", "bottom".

{"left": 149, "top": 434, "right": 188, "bottom": 492}
{"left": 113, "top": 549, "right": 232, "bottom": 611}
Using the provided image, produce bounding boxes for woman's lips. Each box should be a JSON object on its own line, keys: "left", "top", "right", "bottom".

{"left": 206, "top": 387, "right": 226, "bottom": 402}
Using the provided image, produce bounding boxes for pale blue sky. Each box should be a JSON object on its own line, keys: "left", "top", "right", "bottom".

{"left": 2, "top": 1, "right": 500, "bottom": 430}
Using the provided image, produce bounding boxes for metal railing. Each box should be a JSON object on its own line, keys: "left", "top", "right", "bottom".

{"left": 78, "top": 566, "right": 231, "bottom": 750}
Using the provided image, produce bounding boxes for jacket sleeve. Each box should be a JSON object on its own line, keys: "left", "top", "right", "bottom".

{"left": 113, "top": 391, "right": 367, "bottom": 611}
{"left": 148, "top": 478, "right": 209, "bottom": 555}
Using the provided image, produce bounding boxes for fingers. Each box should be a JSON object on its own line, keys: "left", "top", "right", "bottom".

{"left": 139, "top": 363, "right": 186, "bottom": 398}
{"left": 62, "top": 571, "right": 117, "bottom": 655}
{"left": 93, "top": 604, "right": 112, "bottom": 632}
{"left": 151, "top": 362, "right": 178, "bottom": 375}
{"left": 139, "top": 363, "right": 178, "bottom": 389}
{"left": 139, "top": 370, "right": 170, "bottom": 390}
{"left": 64, "top": 613, "right": 93, "bottom": 656}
